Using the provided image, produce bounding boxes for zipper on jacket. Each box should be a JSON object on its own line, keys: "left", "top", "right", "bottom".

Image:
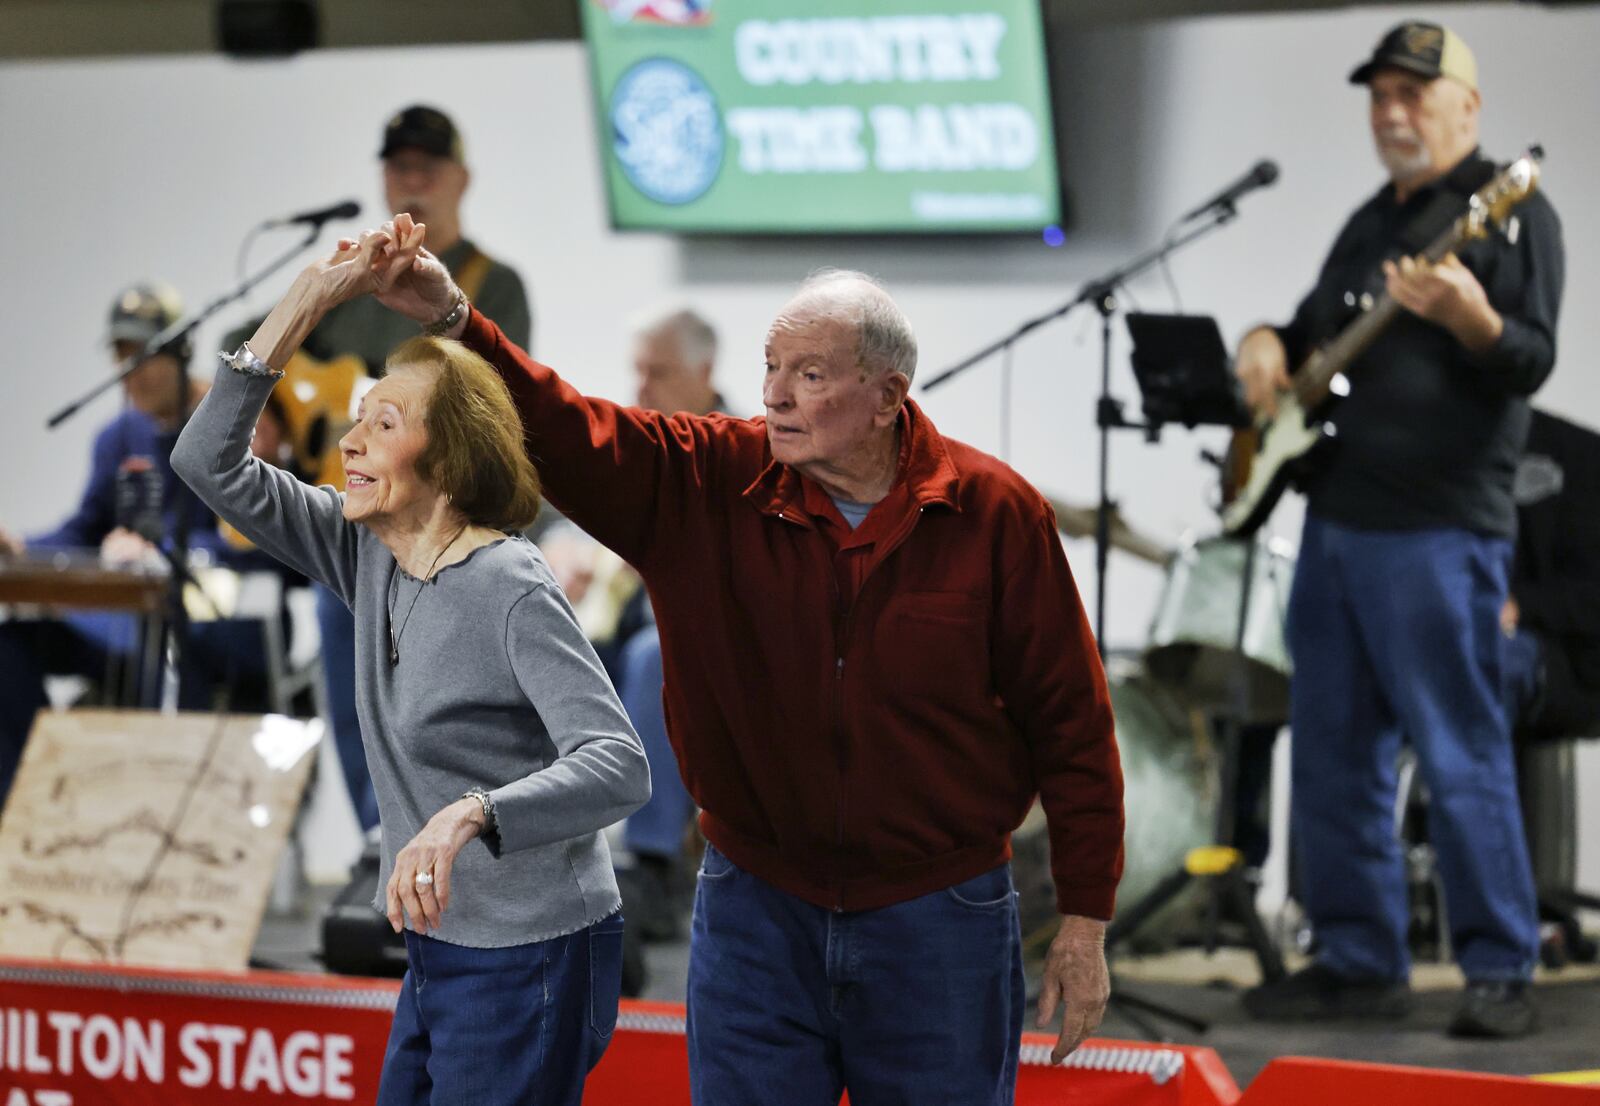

{"left": 831, "top": 572, "right": 851, "bottom": 912}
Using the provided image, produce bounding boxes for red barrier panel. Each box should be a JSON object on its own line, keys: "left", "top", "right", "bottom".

{"left": 0, "top": 960, "right": 1241, "bottom": 1106}
{"left": 1239, "top": 1057, "right": 1600, "bottom": 1106}
{"left": 0, "top": 958, "right": 398, "bottom": 1104}
{"left": 587, "top": 1003, "right": 1241, "bottom": 1106}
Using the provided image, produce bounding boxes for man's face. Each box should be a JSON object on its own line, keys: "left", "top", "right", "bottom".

{"left": 761, "top": 303, "right": 899, "bottom": 472}
{"left": 114, "top": 340, "right": 182, "bottom": 421}
{"left": 1368, "top": 68, "right": 1479, "bottom": 185}
{"left": 382, "top": 148, "right": 468, "bottom": 227}
{"left": 633, "top": 330, "right": 711, "bottom": 415}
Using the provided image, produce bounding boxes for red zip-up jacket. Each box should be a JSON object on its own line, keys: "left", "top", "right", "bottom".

{"left": 465, "top": 310, "right": 1124, "bottom": 919}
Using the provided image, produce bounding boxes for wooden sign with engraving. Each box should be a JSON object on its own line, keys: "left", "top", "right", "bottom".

{"left": 0, "top": 709, "right": 319, "bottom": 972}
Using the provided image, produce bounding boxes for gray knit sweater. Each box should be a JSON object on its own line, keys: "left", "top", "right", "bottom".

{"left": 173, "top": 357, "right": 650, "bottom": 948}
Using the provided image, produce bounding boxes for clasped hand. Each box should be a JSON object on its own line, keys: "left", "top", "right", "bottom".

{"left": 318, "top": 213, "right": 459, "bottom": 326}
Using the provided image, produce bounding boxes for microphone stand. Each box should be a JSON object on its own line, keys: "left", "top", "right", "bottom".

{"left": 46, "top": 224, "right": 321, "bottom": 431}
{"left": 47, "top": 222, "right": 324, "bottom": 709}
{"left": 923, "top": 203, "right": 1241, "bottom": 656}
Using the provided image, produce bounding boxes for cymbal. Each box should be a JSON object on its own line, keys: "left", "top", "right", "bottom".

{"left": 1044, "top": 496, "right": 1172, "bottom": 568}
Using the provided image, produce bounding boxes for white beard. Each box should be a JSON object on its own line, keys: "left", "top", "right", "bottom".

{"left": 1375, "top": 129, "right": 1433, "bottom": 185}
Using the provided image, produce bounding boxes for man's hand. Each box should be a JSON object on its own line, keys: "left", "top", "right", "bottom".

{"left": 384, "top": 796, "right": 484, "bottom": 935}
{"left": 99, "top": 527, "right": 158, "bottom": 567}
{"left": 1235, "top": 326, "right": 1291, "bottom": 418}
{"left": 347, "top": 213, "right": 460, "bottom": 330}
{"left": 1383, "top": 253, "right": 1503, "bottom": 352}
{"left": 0, "top": 526, "right": 24, "bottom": 557}
{"left": 1036, "top": 914, "right": 1109, "bottom": 1063}
{"left": 1501, "top": 595, "right": 1520, "bottom": 637}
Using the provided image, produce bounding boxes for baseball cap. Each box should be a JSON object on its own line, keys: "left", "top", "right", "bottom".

{"left": 1349, "top": 21, "right": 1478, "bottom": 90}
{"left": 379, "top": 104, "right": 465, "bottom": 162}
{"left": 106, "top": 283, "right": 182, "bottom": 346}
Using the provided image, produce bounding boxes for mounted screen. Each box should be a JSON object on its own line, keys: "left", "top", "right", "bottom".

{"left": 581, "top": 0, "right": 1061, "bottom": 233}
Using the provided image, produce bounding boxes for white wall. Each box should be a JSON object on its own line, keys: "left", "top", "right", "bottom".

{"left": 3, "top": 3, "right": 1597, "bottom": 892}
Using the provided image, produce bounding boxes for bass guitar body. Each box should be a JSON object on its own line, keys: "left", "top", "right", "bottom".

{"left": 1221, "top": 389, "right": 1337, "bottom": 537}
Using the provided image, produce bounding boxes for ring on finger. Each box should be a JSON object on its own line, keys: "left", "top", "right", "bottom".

{"left": 414, "top": 871, "right": 435, "bottom": 889}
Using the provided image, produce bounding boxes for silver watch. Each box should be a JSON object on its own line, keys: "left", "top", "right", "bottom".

{"left": 424, "top": 290, "right": 469, "bottom": 337}
{"left": 219, "top": 342, "right": 279, "bottom": 379}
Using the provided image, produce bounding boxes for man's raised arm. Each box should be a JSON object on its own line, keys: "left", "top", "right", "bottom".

{"left": 367, "top": 214, "right": 723, "bottom": 568}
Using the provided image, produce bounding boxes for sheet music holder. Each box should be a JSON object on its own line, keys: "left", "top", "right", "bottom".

{"left": 1125, "top": 313, "right": 1250, "bottom": 431}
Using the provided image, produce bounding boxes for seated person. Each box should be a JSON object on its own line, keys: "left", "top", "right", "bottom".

{"left": 0, "top": 284, "right": 273, "bottom": 803}
{"left": 1502, "top": 409, "right": 1600, "bottom": 740}
{"left": 615, "top": 306, "right": 728, "bottom": 937}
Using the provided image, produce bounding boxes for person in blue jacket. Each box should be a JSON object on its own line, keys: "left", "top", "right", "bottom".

{"left": 0, "top": 283, "right": 271, "bottom": 802}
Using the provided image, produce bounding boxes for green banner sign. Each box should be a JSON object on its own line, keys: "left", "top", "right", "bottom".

{"left": 581, "top": 0, "right": 1061, "bottom": 233}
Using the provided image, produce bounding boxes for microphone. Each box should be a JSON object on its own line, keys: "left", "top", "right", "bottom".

{"left": 114, "top": 463, "right": 165, "bottom": 545}
{"left": 1179, "top": 160, "right": 1279, "bottom": 222}
{"left": 262, "top": 199, "right": 361, "bottom": 229}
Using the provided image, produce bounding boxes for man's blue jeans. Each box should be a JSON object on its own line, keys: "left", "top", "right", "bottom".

{"left": 686, "top": 844, "right": 1025, "bottom": 1106}
{"left": 376, "top": 912, "right": 624, "bottom": 1106}
{"left": 1287, "top": 515, "right": 1538, "bottom": 984}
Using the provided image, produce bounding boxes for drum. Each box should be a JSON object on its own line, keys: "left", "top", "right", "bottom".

{"left": 1014, "top": 657, "right": 1218, "bottom": 962}
{"left": 1145, "top": 534, "right": 1295, "bottom": 725}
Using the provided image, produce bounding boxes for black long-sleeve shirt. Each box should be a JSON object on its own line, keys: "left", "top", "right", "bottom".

{"left": 1274, "top": 148, "right": 1564, "bottom": 538}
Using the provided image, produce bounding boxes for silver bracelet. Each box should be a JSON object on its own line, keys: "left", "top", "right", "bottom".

{"left": 424, "top": 289, "right": 469, "bottom": 337}
{"left": 218, "top": 342, "right": 280, "bottom": 379}
{"left": 461, "top": 786, "right": 497, "bottom": 838}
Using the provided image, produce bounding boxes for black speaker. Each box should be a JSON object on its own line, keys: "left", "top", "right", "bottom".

{"left": 216, "top": 0, "right": 318, "bottom": 57}
{"left": 320, "top": 836, "right": 649, "bottom": 994}
{"left": 320, "top": 837, "right": 408, "bottom": 977}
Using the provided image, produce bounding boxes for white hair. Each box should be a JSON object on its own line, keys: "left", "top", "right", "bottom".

{"left": 790, "top": 269, "right": 918, "bottom": 383}
{"left": 632, "top": 305, "right": 718, "bottom": 369}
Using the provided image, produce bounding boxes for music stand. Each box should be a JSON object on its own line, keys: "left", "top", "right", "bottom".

{"left": 1100, "top": 313, "right": 1286, "bottom": 1042}
{"left": 1126, "top": 313, "right": 1250, "bottom": 432}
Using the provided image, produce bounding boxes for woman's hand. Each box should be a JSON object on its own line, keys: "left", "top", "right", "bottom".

{"left": 384, "top": 796, "right": 486, "bottom": 935}
{"left": 311, "top": 220, "right": 426, "bottom": 309}
{"left": 343, "top": 213, "right": 461, "bottom": 329}
{"left": 246, "top": 225, "right": 414, "bottom": 370}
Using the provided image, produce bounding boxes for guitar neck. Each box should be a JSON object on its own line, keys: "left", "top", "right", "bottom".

{"left": 1294, "top": 218, "right": 1466, "bottom": 407}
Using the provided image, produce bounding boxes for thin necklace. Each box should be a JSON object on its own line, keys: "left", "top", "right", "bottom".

{"left": 388, "top": 523, "right": 468, "bottom": 666}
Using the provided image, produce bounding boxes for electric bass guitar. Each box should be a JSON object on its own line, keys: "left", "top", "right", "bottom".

{"left": 1220, "top": 147, "right": 1544, "bottom": 538}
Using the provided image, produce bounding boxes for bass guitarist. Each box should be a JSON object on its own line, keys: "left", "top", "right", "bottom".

{"left": 1234, "top": 22, "right": 1563, "bottom": 1039}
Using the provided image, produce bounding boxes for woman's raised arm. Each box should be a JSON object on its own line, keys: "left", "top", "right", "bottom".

{"left": 172, "top": 227, "right": 421, "bottom": 601}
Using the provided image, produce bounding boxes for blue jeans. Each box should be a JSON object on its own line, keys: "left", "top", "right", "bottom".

{"left": 315, "top": 582, "right": 379, "bottom": 830}
{"left": 686, "top": 844, "right": 1025, "bottom": 1106}
{"left": 377, "top": 912, "right": 624, "bottom": 1106}
{"left": 618, "top": 628, "right": 695, "bottom": 859}
{"left": 1287, "top": 515, "right": 1538, "bottom": 983}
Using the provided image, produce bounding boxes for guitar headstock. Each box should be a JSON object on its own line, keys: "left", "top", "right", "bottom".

{"left": 1462, "top": 146, "right": 1542, "bottom": 242}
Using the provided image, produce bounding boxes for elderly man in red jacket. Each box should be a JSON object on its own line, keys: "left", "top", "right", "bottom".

{"left": 363, "top": 214, "right": 1123, "bottom": 1103}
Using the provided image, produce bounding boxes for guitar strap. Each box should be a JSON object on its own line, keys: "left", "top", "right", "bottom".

{"left": 1398, "top": 159, "right": 1496, "bottom": 254}
{"left": 453, "top": 244, "right": 494, "bottom": 304}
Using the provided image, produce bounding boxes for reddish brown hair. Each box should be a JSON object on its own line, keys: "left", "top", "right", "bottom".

{"left": 386, "top": 336, "right": 541, "bottom": 532}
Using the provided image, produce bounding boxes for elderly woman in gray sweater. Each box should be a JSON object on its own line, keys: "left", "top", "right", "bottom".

{"left": 173, "top": 224, "right": 650, "bottom": 1106}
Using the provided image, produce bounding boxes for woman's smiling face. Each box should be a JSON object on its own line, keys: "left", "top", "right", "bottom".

{"left": 338, "top": 368, "right": 436, "bottom": 526}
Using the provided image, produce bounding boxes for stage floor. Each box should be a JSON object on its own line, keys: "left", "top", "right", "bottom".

{"left": 255, "top": 887, "right": 1600, "bottom": 1088}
